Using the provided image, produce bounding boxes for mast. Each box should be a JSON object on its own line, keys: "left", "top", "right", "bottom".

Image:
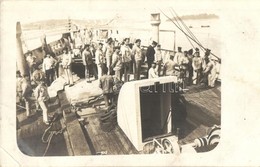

{"left": 16, "top": 22, "right": 29, "bottom": 76}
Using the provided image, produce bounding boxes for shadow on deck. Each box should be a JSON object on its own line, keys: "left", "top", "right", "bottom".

{"left": 179, "top": 83, "right": 221, "bottom": 145}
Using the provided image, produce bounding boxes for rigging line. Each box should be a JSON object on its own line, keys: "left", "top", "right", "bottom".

{"left": 171, "top": 8, "right": 203, "bottom": 47}
{"left": 171, "top": 8, "right": 220, "bottom": 60}
{"left": 169, "top": 9, "right": 196, "bottom": 49}
{"left": 159, "top": 8, "right": 221, "bottom": 61}
{"left": 159, "top": 8, "right": 205, "bottom": 49}
{"left": 170, "top": 8, "right": 205, "bottom": 52}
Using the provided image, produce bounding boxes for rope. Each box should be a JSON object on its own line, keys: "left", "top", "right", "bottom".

{"left": 158, "top": 8, "right": 221, "bottom": 62}
{"left": 169, "top": 9, "right": 196, "bottom": 50}
{"left": 170, "top": 8, "right": 204, "bottom": 52}
{"left": 41, "top": 122, "right": 66, "bottom": 156}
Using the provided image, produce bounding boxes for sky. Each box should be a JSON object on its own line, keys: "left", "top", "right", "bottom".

{"left": 1, "top": 0, "right": 225, "bottom": 24}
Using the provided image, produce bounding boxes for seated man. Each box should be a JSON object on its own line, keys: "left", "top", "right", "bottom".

{"left": 99, "top": 66, "right": 114, "bottom": 107}
{"left": 148, "top": 62, "right": 158, "bottom": 79}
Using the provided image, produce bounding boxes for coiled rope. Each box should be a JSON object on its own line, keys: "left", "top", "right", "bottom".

{"left": 41, "top": 122, "right": 66, "bottom": 156}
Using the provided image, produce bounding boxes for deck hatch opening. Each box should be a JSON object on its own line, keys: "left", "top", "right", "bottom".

{"left": 139, "top": 82, "right": 178, "bottom": 142}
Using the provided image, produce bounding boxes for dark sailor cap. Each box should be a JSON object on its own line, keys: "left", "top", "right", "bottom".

{"left": 135, "top": 39, "right": 141, "bottom": 43}
{"left": 152, "top": 41, "right": 157, "bottom": 45}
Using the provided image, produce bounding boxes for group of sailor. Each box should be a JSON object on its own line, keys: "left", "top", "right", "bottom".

{"left": 16, "top": 47, "right": 75, "bottom": 125}
{"left": 79, "top": 37, "right": 221, "bottom": 88}
{"left": 156, "top": 46, "right": 221, "bottom": 88}
{"left": 16, "top": 34, "right": 220, "bottom": 125}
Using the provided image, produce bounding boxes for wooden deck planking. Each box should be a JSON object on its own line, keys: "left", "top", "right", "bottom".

{"left": 84, "top": 114, "right": 138, "bottom": 155}
{"left": 85, "top": 115, "right": 115, "bottom": 154}
{"left": 105, "top": 131, "right": 125, "bottom": 155}
{"left": 113, "top": 126, "right": 139, "bottom": 154}
{"left": 180, "top": 124, "right": 208, "bottom": 144}
{"left": 186, "top": 92, "right": 219, "bottom": 112}
{"left": 112, "top": 126, "right": 138, "bottom": 154}
{"left": 86, "top": 115, "right": 120, "bottom": 154}
{"left": 184, "top": 88, "right": 221, "bottom": 119}
{"left": 107, "top": 130, "right": 127, "bottom": 154}
{"left": 85, "top": 117, "right": 102, "bottom": 152}
{"left": 81, "top": 86, "right": 221, "bottom": 154}
{"left": 63, "top": 111, "right": 92, "bottom": 155}
{"left": 179, "top": 86, "right": 221, "bottom": 145}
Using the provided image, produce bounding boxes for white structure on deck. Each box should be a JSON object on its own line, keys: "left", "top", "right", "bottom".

{"left": 150, "top": 13, "right": 161, "bottom": 43}
{"left": 117, "top": 76, "right": 179, "bottom": 151}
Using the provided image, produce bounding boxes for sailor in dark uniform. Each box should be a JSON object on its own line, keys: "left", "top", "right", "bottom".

{"left": 146, "top": 41, "right": 157, "bottom": 78}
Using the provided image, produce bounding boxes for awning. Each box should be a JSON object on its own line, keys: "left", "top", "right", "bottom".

{"left": 22, "top": 37, "right": 42, "bottom": 52}
{"left": 46, "top": 34, "right": 62, "bottom": 44}
{"left": 21, "top": 33, "right": 62, "bottom": 52}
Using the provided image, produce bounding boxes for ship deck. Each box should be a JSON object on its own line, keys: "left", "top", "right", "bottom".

{"left": 180, "top": 83, "right": 221, "bottom": 147}
{"left": 16, "top": 78, "right": 221, "bottom": 155}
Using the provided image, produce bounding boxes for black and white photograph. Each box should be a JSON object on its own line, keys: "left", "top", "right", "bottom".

{"left": 1, "top": 0, "right": 260, "bottom": 166}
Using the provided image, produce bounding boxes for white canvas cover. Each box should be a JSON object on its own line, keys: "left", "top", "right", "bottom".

{"left": 117, "top": 76, "right": 178, "bottom": 151}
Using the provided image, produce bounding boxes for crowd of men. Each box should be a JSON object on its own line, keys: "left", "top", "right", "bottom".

{"left": 17, "top": 34, "right": 220, "bottom": 125}
{"left": 81, "top": 37, "right": 220, "bottom": 89}
{"left": 16, "top": 47, "right": 75, "bottom": 125}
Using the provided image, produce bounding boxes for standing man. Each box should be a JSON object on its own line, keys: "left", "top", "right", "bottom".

{"left": 95, "top": 42, "right": 105, "bottom": 79}
{"left": 187, "top": 48, "right": 194, "bottom": 86}
{"left": 16, "top": 71, "right": 23, "bottom": 104}
{"left": 148, "top": 62, "right": 158, "bottom": 79}
{"left": 34, "top": 81, "right": 50, "bottom": 125}
{"left": 155, "top": 44, "right": 163, "bottom": 76}
{"left": 163, "top": 55, "right": 177, "bottom": 76}
{"left": 132, "top": 39, "right": 143, "bottom": 80}
{"left": 61, "top": 48, "right": 74, "bottom": 86}
{"left": 162, "top": 51, "right": 170, "bottom": 64}
{"left": 99, "top": 67, "right": 114, "bottom": 108}
{"left": 201, "top": 56, "right": 214, "bottom": 87}
{"left": 174, "top": 47, "right": 185, "bottom": 65}
{"left": 103, "top": 38, "right": 114, "bottom": 75}
{"left": 42, "top": 53, "right": 56, "bottom": 86}
{"left": 146, "top": 41, "right": 157, "bottom": 78}
{"left": 31, "top": 64, "right": 46, "bottom": 112}
{"left": 111, "top": 46, "right": 122, "bottom": 81}
{"left": 31, "top": 64, "right": 46, "bottom": 85}
{"left": 82, "top": 44, "right": 98, "bottom": 83}
{"left": 192, "top": 50, "right": 202, "bottom": 85}
{"left": 121, "top": 38, "right": 132, "bottom": 82}
{"left": 208, "top": 58, "right": 220, "bottom": 88}
{"left": 26, "top": 51, "right": 37, "bottom": 76}
{"left": 180, "top": 51, "right": 189, "bottom": 86}
{"left": 74, "top": 31, "right": 83, "bottom": 49}
{"left": 52, "top": 53, "right": 62, "bottom": 79}
{"left": 21, "top": 74, "right": 33, "bottom": 118}
{"left": 202, "top": 48, "right": 211, "bottom": 70}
